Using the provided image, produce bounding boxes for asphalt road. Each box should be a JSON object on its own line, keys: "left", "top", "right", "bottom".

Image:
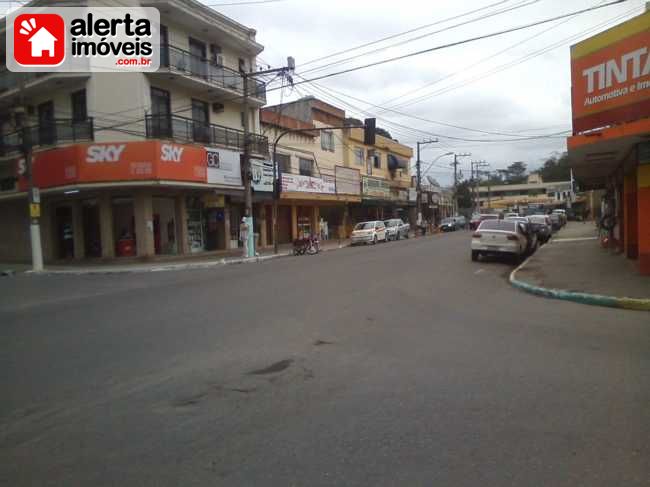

{"left": 1, "top": 231, "right": 648, "bottom": 486}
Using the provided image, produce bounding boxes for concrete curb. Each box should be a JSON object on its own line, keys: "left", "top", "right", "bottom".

{"left": 509, "top": 252, "right": 650, "bottom": 312}
{"left": 26, "top": 242, "right": 351, "bottom": 276}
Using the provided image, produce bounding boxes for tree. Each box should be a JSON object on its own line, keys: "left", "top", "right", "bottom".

{"left": 538, "top": 152, "right": 571, "bottom": 182}
{"left": 456, "top": 179, "right": 474, "bottom": 209}
{"left": 504, "top": 161, "right": 527, "bottom": 184}
{"left": 376, "top": 127, "right": 393, "bottom": 139}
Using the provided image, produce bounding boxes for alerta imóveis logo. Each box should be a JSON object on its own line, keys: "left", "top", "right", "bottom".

{"left": 6, "top": 7, "right": 160, "bottom": 73}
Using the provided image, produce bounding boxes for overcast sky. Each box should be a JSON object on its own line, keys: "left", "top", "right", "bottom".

{"left": 210, "top": 0, "right": 645, "bottom": 185}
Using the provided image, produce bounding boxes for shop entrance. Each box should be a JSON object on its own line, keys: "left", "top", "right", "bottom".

{"left": 54, "top": 206, "right": 73, "bottom": 259}
{"left": 153, "top": 197, "right": 177, "bottom": 255}
{"left": 278, "top": 206, "right": 291, "bottom": 244}
{"left": 112, "top": 198, "right": 135, "bottom": 257}
{"left": 82, "top": 200, "right": 101, "bottom": 258}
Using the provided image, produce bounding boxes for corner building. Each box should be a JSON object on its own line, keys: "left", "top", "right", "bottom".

{"left": 0, "top": 0, "right": 271, "bottom": 262}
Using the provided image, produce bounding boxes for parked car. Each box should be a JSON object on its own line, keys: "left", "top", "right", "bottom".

{"left": 471, "top": 219, "right": 528, "bottom": 263}
{"left": 528, "top": 214, "right": 552, "bottom": 244}
{"left": 452, "top": 215, "right": 467, "bottom": 229}
{"left": 384, "top": 218, "right": 409, "bottom": 240}
{"left": 505, "top": 217, "right": 538, "bottom": 254}
{"left": 470, "top": 213, "right": 499, "bottom": 230}
{"left": 552, "top": 209, "right": 567, "bottom": 226}
{"left": 549, "top": 212, "right": 562, "bottom": 231}
{"left": 351, "top": 221, "right": 387, "bottom": 245}
{"left": 440, "top": 218, "right": 457, "bottom": 232}
{"left": 505, "top": 212, "right": 519, "bottom": 218}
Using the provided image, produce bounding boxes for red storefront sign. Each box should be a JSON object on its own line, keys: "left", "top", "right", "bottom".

{"left": 17, "top": 141, "right": 210, "bottom": 190}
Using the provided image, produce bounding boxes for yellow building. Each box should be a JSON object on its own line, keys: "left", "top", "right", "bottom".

{"left": 343, "top": 127, "right": 414, "bottom": 226}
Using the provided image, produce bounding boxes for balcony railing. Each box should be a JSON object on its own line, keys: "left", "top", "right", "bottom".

{"left": 160, "top": 45, "right": 266, "bottom": 102}
{"left": 145, "top": 114, "right": 269, "bottom": 155}
{"left": 0, "top": 118, "right": 94, "bottom": 157}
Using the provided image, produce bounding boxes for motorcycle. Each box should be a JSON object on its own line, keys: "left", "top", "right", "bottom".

{"left": 292, "top": 235, "right": 320, "bottom": 256}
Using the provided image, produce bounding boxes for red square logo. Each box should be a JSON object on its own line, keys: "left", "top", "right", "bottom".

{"left": 13, "top": 14, "right": 65, "bottom": 67}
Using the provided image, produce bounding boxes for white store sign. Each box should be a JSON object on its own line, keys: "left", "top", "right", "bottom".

{"left": 251, "top": 159, "right": 274, "bottom": 192}
{"left": 206, "top": 147, "right": 242, "bottom": 186}
{"left": 281, "top": 173, "right": 336, "bottom": 194}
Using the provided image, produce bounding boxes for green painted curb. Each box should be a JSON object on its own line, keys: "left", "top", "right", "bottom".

{"left": 510, "top": 269, "right": 650, "bottom": 312}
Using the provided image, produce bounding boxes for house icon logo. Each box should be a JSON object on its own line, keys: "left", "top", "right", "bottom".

{"left": 13, "top": 14, "right": 65, "bottom": 67}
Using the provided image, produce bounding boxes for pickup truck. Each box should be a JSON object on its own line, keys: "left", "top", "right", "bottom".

{"left": 384, "top": 218, "right": 410, "bottom": 241}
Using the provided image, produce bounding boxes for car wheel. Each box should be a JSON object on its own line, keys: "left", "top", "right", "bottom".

{"left": 471, "top": 250, "right": 479, "bottom": 262}
{"left": 373, "top": 235, "right": 377, "bottom": 245}
{"left": 396, "top": 232, "right": 401, "bottom": 241}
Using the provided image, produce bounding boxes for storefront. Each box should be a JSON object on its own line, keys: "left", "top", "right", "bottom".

{"left": 567, "top": 8, "right": 650, "bottom": 275}
{"left": 0, "top": 140, "right": 275, "bottom": 262}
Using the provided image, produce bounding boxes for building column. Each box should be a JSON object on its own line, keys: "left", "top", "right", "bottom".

{"left": 174, "top": 195, "right": 189, "bottom": 255}
{"left": 623, "top": 172, "right": 638, "bottom": 259}
{"left": 134, "top": 190, "right": 155, "bottom": 258}
{"left": 223, "top": 200, "right": 231, "bottom": 250}
{"left": 259, "top": 204, "right": 268, "bottom": 247}
{"left": 312, "top": 206, "right": 320, "bottom": 238}
{"left": 98, "top": 193, "right": 115, "bottom": 258}
{"left": 341, "top": 203, "right": 350, "bottom": 239}
{"left": 638, "top": 165, "right": 650, "bottom": 275}
{"left": 291, "top": 204, "right": 298, "bottom": 240}
{"left": 71, "top": 199, "right": 85, "bottom": 260}
{"left": 40, "top": 200, "right": 55, "bottom": 263}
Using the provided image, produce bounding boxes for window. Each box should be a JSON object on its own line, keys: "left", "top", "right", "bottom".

{"left": 321, "top": 130, "right": 334, "bottom": 152}
{"left": 276, "top": 153, "right": 291, "bottom": 173}
{"left": 354, "top": 147, "right": 364, "bottom": 165}
{"left": 373, "top": 154, "right": 381, "bottom": 169}
{"left": 71, "top": 90, "right": 87, "bottom": 122}
{"left": 239, "top": 57, "right": 246, "bottom": 73}
{"left": 160, "top": 25, "right": 169, "bottom": 66}
{"left": 299, "top": 158, "right": 313, "bottom": 176}
{"left": 191, "top": 99, "right": 209, "bottom": 143}
{"left": 240, "top": 112, "right": 245, "bottom": 128}
{"left": 150, "top": 87, "right": 171, "bottom": 137}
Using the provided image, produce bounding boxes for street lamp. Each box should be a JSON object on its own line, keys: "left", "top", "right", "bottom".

{"left": 421, "top": 151, "right": 454, "bottom": 177}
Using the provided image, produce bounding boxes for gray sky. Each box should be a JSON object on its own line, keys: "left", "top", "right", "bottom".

{"left": 210, "top": 0, "right": 645, "bottom": 185}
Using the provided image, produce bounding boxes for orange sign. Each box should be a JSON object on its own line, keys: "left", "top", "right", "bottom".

{"left": 18, "top": 141, "right": 211, "bottom": 189}
{"left": 571, "top": 15, "right": 650, "bottom": 133}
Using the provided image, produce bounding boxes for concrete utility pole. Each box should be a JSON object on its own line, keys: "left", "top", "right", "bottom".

{"left": 17, "top": 75, "right": 43, "bottom": 272}
{"left": 241, "top": 57, "right": 294, "bottom": 258}
{"left": 415, "top": 139, "right": 438, "bottom": 233}
{"left": 471, "top": 161, "right": 488, "bottom": 214}
{"left": 450, "top": 152, "right": 470, "bottom": 215}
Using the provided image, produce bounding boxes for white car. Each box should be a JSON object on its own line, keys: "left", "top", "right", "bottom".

{"left": 471, "top": 219, "right": 528, "bottom": 262}
{"left": 351, "top": 221, "right": 387, "bottom": 245}
{"left": 384, "top": 218, "right": 410, "bottom": 241}
{"left": 505, "top": 212, "right": 519, "bottom": 218}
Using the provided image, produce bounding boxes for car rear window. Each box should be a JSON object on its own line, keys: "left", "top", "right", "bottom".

{"left": 478, "top": 220, "right": 516, "bottom": 232}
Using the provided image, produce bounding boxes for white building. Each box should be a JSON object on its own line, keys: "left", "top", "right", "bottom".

{"left": 0, "top": 0, "right": 272, "bottom": 262}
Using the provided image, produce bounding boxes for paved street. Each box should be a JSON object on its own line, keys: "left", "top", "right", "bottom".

{"left": 1, "top": 231, "right": 648, "bottom": 486}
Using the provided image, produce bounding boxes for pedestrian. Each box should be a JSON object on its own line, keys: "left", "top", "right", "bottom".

{"left": 239, "top": 217, "right": 250, "bottom": 258}
{"left": 583, "top": 207, "right": 590, "bottom": 224}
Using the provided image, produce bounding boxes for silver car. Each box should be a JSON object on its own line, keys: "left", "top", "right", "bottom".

{"left": 384, "top": 219, "right": 410, "bottom": 241}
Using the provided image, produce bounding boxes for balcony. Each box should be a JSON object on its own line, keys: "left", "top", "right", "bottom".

{"left": 145, "top": 114, "right": 269, "bottom": 155}
{"left": 154, "top": 45, "right": 266, "bottom": 104}
{"left": 0, "top": 118, "right": 94, "bottom": 157}
{"left": 0, "top": 70, "right": 90, "bottom": 106}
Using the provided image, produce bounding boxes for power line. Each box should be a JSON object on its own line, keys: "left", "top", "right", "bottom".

{"left": 301, "top": 0, "right": 540, "bottom": 75}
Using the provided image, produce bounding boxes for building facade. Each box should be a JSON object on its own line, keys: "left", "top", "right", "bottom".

{"left": 567, "top": 8, "right": 650, "bottom": 275}
{"left": 0, "top": 0, "right": 272, "bottom": 262}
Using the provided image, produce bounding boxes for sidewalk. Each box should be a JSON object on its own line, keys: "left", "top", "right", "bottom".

{"left": 1, "top": 239, "right": 351, "bottom": 275}
{"left": 510, "top": 222, "right": 650, "bottom": 311}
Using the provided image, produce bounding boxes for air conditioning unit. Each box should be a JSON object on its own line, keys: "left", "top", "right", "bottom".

{"left": 212, "top": 102, "right": 224, "bottom": 113}
{"left": 215, "top": 54, "right": 224, "bottom": 66}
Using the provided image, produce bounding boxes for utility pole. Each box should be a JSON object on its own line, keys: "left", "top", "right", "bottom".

{"left": 471, "top": 161, "right": 488, "bottom": 214}
{"left": 415, "top": 139, "right": 438, "bottom": 234}
{"left": 450, "top": 152, "right": 470, "bottom": 215}
{"left": 241, "top": 57, "right": 294, "bottom": 257}
{"left": 17, "top": 75, "right": 43, "bottom": 272}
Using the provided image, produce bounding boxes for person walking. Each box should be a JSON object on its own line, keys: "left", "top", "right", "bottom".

{"left": 239, "top": 217, "right": 250, "bottom": 258}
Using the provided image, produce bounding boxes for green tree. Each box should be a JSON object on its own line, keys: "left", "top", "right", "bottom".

{"left": 538, "top": 152, "right": 571, "bottom": 182}
{"left": 504, "top": 161, "right": 527, "bottom": 184}
{"left": 456, "top": 180, "right": 474, "bottom": 209}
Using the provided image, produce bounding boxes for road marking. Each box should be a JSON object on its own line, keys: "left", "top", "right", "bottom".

{"left": 475, "top": 269, "right": 484, "bottom": 275}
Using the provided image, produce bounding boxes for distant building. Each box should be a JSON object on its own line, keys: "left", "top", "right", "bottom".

{"left": 476, "top": 174, "right": 574, "bottom": 211}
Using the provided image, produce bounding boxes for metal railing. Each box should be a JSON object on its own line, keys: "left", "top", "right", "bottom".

{"left": 145, "top": 114, "right": 269, "bottom": 155}
{"left": 160, "top": 45, "right": 266, "bottom": 102}
{"left": 0, "top": 70, "right": 49, "bottom": 94}
{"left": 0, "top": 118, "right": 94, "bottom": 157}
